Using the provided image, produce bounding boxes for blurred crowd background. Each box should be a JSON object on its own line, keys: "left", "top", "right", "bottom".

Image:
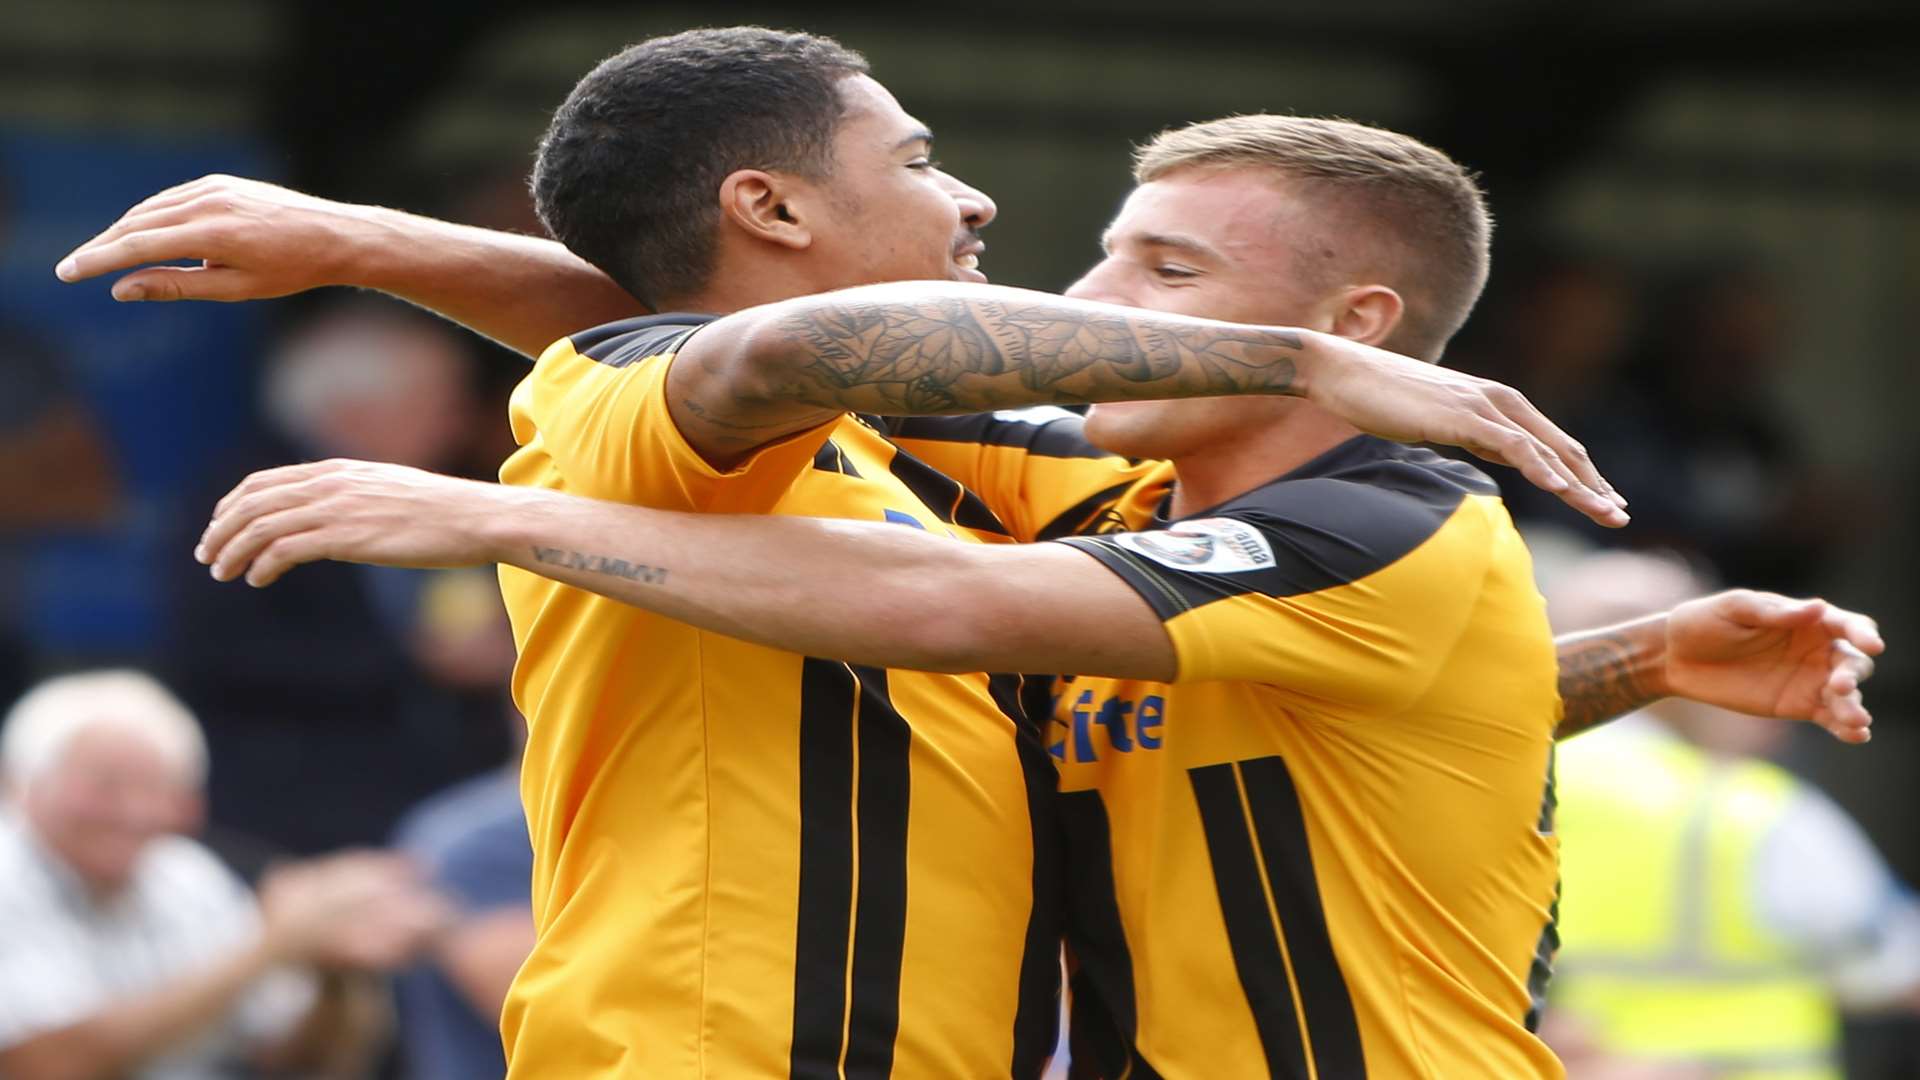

{"left": 1, "top": 1, "right": 1914, "bottom": 1077}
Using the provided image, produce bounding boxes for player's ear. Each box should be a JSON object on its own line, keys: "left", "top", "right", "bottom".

{"left": 1327, "top": 284, "right": 1404, "bottom": 349}
{"left": 718, "top": 169, "right": 813, "bottom": 252}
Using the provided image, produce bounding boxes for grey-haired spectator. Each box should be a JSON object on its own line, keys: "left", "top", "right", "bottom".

{"left": 0, "top": 670, "right": 448, "bottom": 1079}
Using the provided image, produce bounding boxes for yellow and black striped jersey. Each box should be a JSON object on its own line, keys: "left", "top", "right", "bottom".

{"left": 884, "top": 411, "right": 1168, "bottom": 542}
{"left": 1044, "top": 435, "right": 1565, "bottom": 1079}
{"left": 496, "top": 315, "right": 1061, "bottom": 1079}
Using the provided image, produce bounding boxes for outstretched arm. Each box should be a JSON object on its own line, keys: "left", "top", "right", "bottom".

{"left": 199, "top": 460, "right": 1175, "bottom": 679}
{"left": 675, "top": 282, "right": 1627, "bottom": 525}
{"left": 1555, "top": 592, "right": 1882, "bottom": 743}
{"left": 199, "top": 461, "right": 1879, "bottom": 736}
{"left": 55, "top": 175, "right": 644, "bottom": 358}
{"left": 55, "top": 180, "right": 1625, "bottom": 527}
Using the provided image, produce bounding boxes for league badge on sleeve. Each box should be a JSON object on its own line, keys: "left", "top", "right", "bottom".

{"left": 1112, "top": 517, "right": 1276, "bottom": 574}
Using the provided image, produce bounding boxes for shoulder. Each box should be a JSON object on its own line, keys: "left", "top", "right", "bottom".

{"left": 1226, "top": 438, "right": 1495, "bottom": 535}
{"left": 1178, "top": 438, "right": 1500, "bottom": 597}
{"left": 556, "top": 312, "right": 719, "bottom": 370}
{"left": 0, "top": 817, "right": 61, "bottom": 915}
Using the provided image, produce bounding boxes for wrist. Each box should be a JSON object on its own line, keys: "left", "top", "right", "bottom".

{"left": 338, "top": 203, "right": 429, "bottom": 293}
{"left": 1282, "top": 328, "right": 1332, "bottom": 400}
{"left": 1628, "top": 612, "right": 1674, "bottom": 699}
{"left": 480, "top": 484, "right": 555, "bottom": 567}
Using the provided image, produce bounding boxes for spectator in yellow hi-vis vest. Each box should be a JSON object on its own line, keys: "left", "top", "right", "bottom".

{"left": 1544, "top": 551, "right": 1920, "bottom": 1080}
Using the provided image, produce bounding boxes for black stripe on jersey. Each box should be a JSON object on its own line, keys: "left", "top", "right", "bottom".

{"left": 791, "top": 659, "right": 858, "bottom": 1080}
{"left": 1524, "top": 885, "right": 1561, "bottom": 1033}
{"left": 1188, "top": 763, "right": 1315, "bottom": 1079}
{"left": 1237, "top": 756, "right": 1367, "bottom": 1077}
{"left": 570, "top": 312, "right": 717, "bottom": 367}
{"left": 791, "top": 663, "right": 914, "bottom": 1078}
{"left": 886, "top": 445, "right": 1011, "bottom": 536}
{"left": 1035, "top": 480, "right": 1142, "bottom": 542}
{"left": 886, "top": 413, "right": 1115, "bottom": 459}
{"left": 845, "top": 665, "right": 911, "bottom": 1076}
{"left": 812, "top": 439, "right": 863, "bottom": 477}
{"left": 1525, "top": 748, "right": 1560, "bottom": 1032}
{"left": 1058, "top": 789, "right": 1164, "bottom": 1080}
{"left": 990, "top": 674, "right": 1065, "bottom": 1080}
{"left": 1058, "top": 438, "right": 1486, "bottom": 621}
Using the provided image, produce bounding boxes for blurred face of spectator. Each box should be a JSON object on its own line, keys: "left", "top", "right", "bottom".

{"left": 266, "top": 312, "right": 476, "bottom": 469}
{"left": 1072, "top": 167, "right": 1359, "bottom": 461}
{"left": 21, "top": 723, "right": 199, "bottom": 893}
{"left": 1517, "top": 265, "right": 1634, "bottom": 390}
{"left": 1686, "top": 274, "right": 1787, "bottom": 379}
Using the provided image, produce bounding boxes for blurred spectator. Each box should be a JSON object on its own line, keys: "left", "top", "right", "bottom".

{"left": 391, "top": 714, "right": 531, "bottom": 1080}
{"left": 1451, "top": 253, "right": 1676, "bottom": 540}
{"left": 0, "top": 168, "right": 122, "bottom": 705}
{"left": 0, "top": 669, "right": 448, "bottom": 1079}
{"left": 1543, "top": 551, "right": 1920, "bottom": 1080}
{"left": 161, "top": 298, "right": 513, "bottom": 857}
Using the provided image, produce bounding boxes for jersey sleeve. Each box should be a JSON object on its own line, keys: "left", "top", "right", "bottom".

{"left": 506, "top": 318, "right": 834, "bottom": 514}
{"left": 1056, "top": 478, "right": 1498, "bottom": 709}
{"left": 884, "top": 409, "right": 1164, "bottom": 541}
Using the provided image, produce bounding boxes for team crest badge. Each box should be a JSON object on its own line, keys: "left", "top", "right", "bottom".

{"left": 1112, "top": 517, "right": 1275, "bottom": 574}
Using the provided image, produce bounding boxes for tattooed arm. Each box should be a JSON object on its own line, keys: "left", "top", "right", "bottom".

{"left": 1555, "top": 593, "right": 1882, "bottom": 743}
{"left": 674, "top": 282, "right": 1303, "bottom": 455}
{"left": 674, "top": 282, "right": 1625, "bottom": 525}
{"left": 1555, "top": 617, "right": 1669, "bottom": 740}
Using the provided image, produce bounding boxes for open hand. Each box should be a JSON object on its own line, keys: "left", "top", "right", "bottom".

{"left": 1666, "top": 590, "right": 1883, "bottom": 744}
{"left": 55, "top": 174, "right": 370, "bottom": 302}
{"left": 199, "top": 459, "right": 521, "bottom": 586}
{"left": 1307, "top": 334, "right": 1629, "bottom": 528}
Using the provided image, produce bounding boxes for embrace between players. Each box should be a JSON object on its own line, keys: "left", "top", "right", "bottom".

{"left": 61, "top": 27, "right": 1882, "bottom": 1080}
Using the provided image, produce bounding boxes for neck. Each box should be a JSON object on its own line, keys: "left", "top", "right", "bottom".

{"left": 1166, "top": 404, "right": 1362, "bottom": 519}
{"left": 670, "top": 245, "right": 845, "bottom": 316}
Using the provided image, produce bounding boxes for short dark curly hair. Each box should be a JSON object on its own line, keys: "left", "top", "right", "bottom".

{"left": 531, "top": 27, "right": 871, "bottom": 309}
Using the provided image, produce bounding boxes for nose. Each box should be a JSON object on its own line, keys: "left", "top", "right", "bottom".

{"left": 941, "top": 172, "right": 997, "bottom": 231}
{"left": 1065, "top": 259, "right": 1127, "bottom": 307}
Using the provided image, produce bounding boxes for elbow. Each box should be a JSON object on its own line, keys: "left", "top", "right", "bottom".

{"left": 706, "top": 312, "right": 804, "bottom": 410}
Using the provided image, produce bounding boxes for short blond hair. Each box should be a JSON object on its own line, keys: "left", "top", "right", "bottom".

{"left": 2, "top": 670, "right": 208, "bottom": 790}
{"left": 1134, "top": 115, "right": 1492, "bottom": 360}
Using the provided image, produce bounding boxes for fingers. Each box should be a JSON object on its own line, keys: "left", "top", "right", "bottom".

{"left": 56, "top": 176, "right": 241, "bottom": 281}
{"left": 1464, "top": 416, "right": 1628, "bottom": 528}
{"left": 110, "top": 265, "right": 260, "bottom": 303}
{"left": 1488, "top": 385, "right": 1628, "bottom": 511}
{"left": 1713, "top": 592, "right": 1885, "bottom": 658}
{"left": 208, "top": 505, "right": 329, "bottom": 585}
{"left": 209, "top": 460, "right": 339, "bottom": 521}
{"left": 1818, "top": 604, "right": 1885, "bottom": 656}
{"left": 200, "top": 462, "right": 357, "bottom": 582}
{"left": 1707, "top": 589, "right": 1822, "bottom": 629}
{"left": 246, "top": 531, "right": 337, "bottom": 588}
{"left": 1832, "top": 639, "right": 1876, "bottom": 685}
{"left": 56, "top": 221, "right": 228, "bottom": 284}
{"left": 199, "top": 464, "right": 328, "bottom": 564}
{"left": 1816, "top": 640, "right": 1877, "bottom": 744}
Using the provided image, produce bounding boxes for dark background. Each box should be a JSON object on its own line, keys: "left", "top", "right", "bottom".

{"left": 2, "top": 0, "right": 1914, "bottom": 1071}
